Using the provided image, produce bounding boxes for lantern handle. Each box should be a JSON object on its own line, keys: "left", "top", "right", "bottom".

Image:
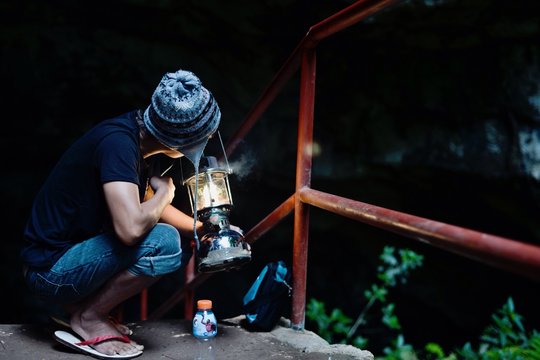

{"left": 179, "top": 157, "right": 185, "bottom": 184}
{"left": 217, "top": 130, "right": 232, "bottom": 174}
{"left": 160, "top": 162, "right": 175, "bottom": 176}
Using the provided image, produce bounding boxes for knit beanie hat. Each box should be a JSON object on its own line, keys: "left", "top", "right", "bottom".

{"left": 143, "top": 69, "right": 221, "bottom": 156}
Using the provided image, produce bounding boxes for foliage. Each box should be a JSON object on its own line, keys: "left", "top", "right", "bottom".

{"left": 306, "top": 245, "right": 424, "bottom": 353}
{"left": 305, "top": 298, "right": 357, "bottom": 346}
{"left": 449, "top": 297, "right": 540, "bottom": 360}
{"left": 306, "top": 247, "right": 540, "bottom": 360}
{"left": 381, "top": 335, "right": 419, "bottom": 360}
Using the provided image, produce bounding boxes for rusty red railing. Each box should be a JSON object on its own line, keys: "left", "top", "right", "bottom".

{"left": 143, "top": 0, "right": 540, "bottom": 328}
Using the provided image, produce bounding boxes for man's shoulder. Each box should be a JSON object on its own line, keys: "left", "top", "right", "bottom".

{"left": 101, "top": 110, "right": 139, "bottom": 127}
{"left": 92, "top": 110, "right": 139, "bottom": 137}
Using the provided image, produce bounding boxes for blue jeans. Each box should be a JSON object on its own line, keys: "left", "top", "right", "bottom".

{"left": 24, "top": 224, "right": 191, "bottom": 305}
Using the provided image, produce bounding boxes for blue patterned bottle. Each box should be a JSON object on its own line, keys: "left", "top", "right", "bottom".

{"left": 192, "top": 299, "right": 217, "bottom": 339}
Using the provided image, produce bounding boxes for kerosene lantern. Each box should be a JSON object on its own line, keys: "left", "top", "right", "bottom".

{"left": 184, "top": 155, "right": 251, "bottom": 273}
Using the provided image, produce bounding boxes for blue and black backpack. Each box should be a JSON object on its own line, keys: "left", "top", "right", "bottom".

{"left": 242, "top": 260, "right": 292, "bottom": 331}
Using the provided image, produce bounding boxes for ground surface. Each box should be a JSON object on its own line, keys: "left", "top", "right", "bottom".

{"left": 0, "top": 317, "right": 372, "bottom": 360}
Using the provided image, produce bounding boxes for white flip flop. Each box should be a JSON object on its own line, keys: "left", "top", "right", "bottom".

{"left": 54, "top": 330, "right": 143, "bottom": 360}
{"left": 50, "top": 315, "right": 133, "bottom": 336}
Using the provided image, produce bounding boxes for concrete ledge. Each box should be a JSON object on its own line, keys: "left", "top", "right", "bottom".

{"left": 224, "top": 316, "right": 374, "bottom": 360}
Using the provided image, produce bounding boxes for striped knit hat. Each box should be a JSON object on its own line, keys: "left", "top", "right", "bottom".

{"left": 143, "top": 69, "right": 221, "bottom": 153}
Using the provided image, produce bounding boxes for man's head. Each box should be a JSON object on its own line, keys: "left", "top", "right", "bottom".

{"left": 143, "top": 69, "right": 220, "bottom": 157}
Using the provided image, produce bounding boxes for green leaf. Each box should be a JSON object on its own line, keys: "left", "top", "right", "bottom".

{"left": 352, "top": 336, "right": 369, "bottom": 349}
{"left": 382, "top": 303, "right": 401, "bottom": 330}
{"left": 507, "top": 297, "right": 515, "bottom": 312}
{"left": 425, "top": 342, "right": 445, "bottom": 357}
{"left": 372, "top": 284, "right": 388, "bottom": 302}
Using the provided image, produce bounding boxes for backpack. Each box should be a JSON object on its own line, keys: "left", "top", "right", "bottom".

{"left": 242, "top": 260, "right": 292, "bottom": 331}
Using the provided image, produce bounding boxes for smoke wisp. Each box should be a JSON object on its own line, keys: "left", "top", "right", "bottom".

{"left": 224, "top": 151, "right": 257, "bottom": 181}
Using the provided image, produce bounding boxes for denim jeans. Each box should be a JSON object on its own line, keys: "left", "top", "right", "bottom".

{"left": 25, "top": 223, "right": 191, "bottom": 305}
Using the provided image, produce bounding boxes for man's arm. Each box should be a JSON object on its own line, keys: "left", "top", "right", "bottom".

{"left": 160, "top": 205, "right": 203, "bottom": 239}
{"left": 143, "top": 181, "right": 203, "bottom": 239}
{"left": 103, "top": 176, "right": 175, "bottom": 246}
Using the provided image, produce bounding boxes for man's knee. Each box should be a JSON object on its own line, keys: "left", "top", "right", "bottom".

{"left": 149, "top": 223, "right": 182, "bottom": 255}
{"left": 129, "top": 224, "right": 183, "bottom": 276}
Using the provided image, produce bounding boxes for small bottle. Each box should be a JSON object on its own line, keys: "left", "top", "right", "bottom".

{"left": 192, "top": 299, "right": 217, "bottom": 339}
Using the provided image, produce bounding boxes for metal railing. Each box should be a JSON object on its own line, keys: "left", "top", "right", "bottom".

{"left": 143, "top": 0, "right": 540, "bottom": 329}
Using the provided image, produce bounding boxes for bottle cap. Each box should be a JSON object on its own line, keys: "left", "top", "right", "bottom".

{"left": 197, "top": 299, "right": 212, "bottom": 309}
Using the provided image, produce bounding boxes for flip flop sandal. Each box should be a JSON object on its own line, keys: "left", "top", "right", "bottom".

{"left": 50, "top": 315, "right": 133, "bottom": 336}
{"left": 54, "top": 330, "right": 143, "bottom": 360}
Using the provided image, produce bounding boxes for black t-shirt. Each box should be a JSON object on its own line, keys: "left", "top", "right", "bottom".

{"left": 21, "top": 110, "right": 146, "bottom": 270}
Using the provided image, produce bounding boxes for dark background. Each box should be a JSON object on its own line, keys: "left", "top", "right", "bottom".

{"left": 2, "top": 0, "right": 540, "bottom": 355}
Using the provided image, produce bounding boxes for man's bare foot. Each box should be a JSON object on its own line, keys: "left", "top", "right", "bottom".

{"left": 108, "top": 316, "right": 133, "bottom": 336}
{"left": 71, "top": 311, "right": 143, "bottom": 356}
{"left": 51, "top": 314, "right": 132, "bottom": 336}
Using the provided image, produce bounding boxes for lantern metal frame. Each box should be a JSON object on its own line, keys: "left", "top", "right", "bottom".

{"left": 183, "top": 155, "right": 251, "bottom": 273}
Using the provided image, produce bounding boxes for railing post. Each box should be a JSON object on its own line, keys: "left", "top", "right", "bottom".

{"left": 292, "top": 47, "right": 317, "bottom": 330}
{"left": 140, "top": 289, "right": 148, "bottom": 320}
{"left": 183, "top": 252, "right": 196, "bottom": 319}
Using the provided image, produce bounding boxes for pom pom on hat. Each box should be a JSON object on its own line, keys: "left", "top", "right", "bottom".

{"left": 143, "top": 69, "right": 221, "bottom": 153}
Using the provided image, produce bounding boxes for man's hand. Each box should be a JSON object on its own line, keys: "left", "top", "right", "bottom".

{"left": 149, "top": 176, "right": 175, "bottom": 204}
{"left": 230, "top": 224, "right": 244, "bottom": 236}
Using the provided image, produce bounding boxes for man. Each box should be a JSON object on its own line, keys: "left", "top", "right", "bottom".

{"left": 21, "top": 69, "right": 220, "bottom": 359}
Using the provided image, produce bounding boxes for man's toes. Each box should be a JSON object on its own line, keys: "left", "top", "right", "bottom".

{"left": 117, "top": 324, "right": 132, "bottom": 335}
{"left": 119, "top": 343, "right": 141, "bottom": 355}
